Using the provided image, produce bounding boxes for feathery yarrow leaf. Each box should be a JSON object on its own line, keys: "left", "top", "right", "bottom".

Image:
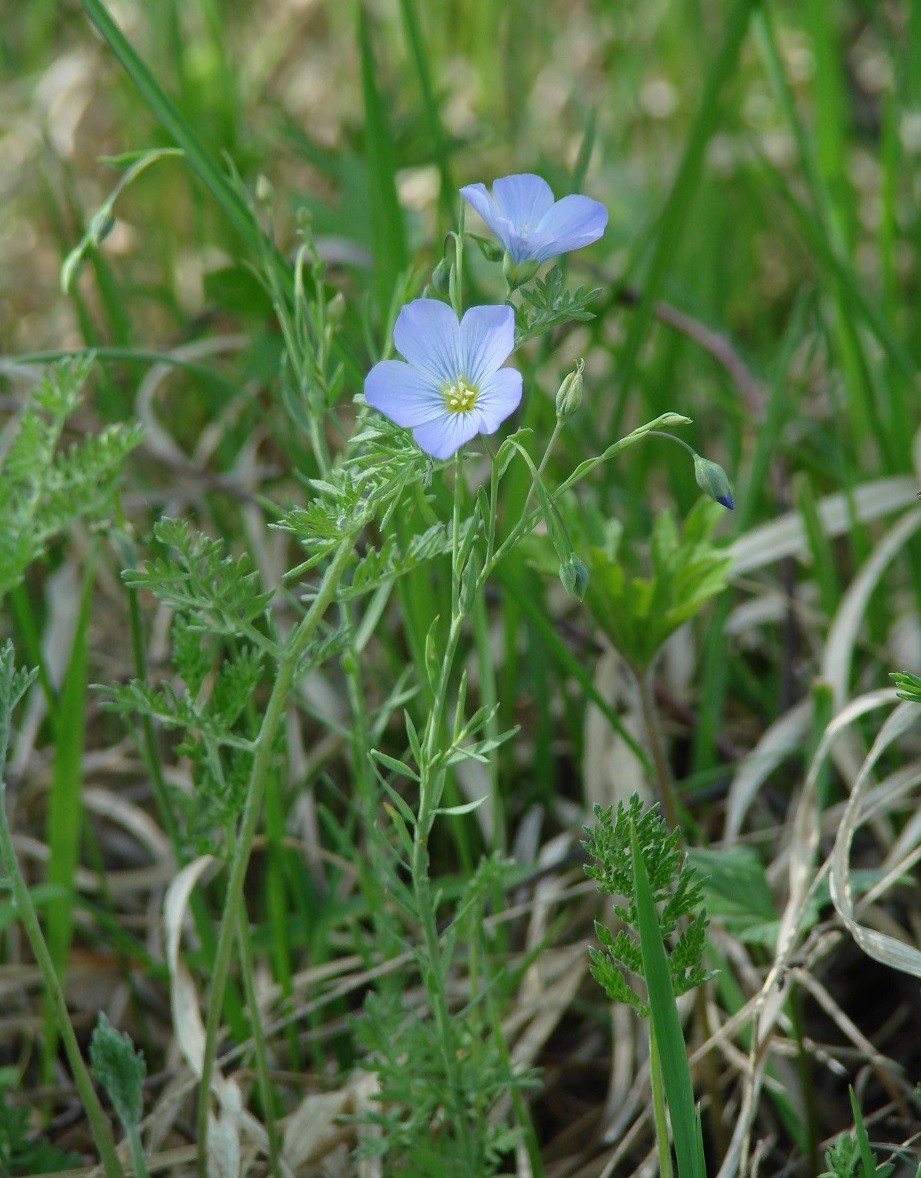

{"left": 0, "top": 357, "right": 142, "bottom": 600}
{"left": 584, "top": 796, "right": 715, "bottom": 1013}
{"left": 124, "top": 517, "right": 274, "bottom": 638}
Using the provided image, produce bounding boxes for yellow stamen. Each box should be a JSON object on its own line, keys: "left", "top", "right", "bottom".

{"left": 443, "top": 376, "right": 478, "bottom": 414}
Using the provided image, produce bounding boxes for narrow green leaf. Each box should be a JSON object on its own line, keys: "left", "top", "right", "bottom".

{"left": 358, "top": 2, "right": 409, "bottom": 319}
{"left": 433, "top": 797, "right": 487, "bottom": 818}
{"left": 81, "top": 0, "right": 289, "bottom": 292}
{"left": 45, "top": 555, "right": 96, "bottom": 984}
{"left": 613, "top": 0, "right": 758, "bottom": 435}
{"left": 631, "top": 821, "right": 702, "bottom": 1178}
{"left": 397, "top": 0, "right": 455, "bottom": 221}
{"left": 370, "top": 749, "right": 421, "bottom": 782}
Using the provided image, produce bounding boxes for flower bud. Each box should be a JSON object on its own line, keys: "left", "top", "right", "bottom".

{"left": 90, "top": 207, "right": 116, "bottom": 247}
{"left": 431, "top": 256, "right": 452, "bottom": 295}
{"left": 503, "top": 251, "right": 540, "bottom": 290}
{"left": 255, "top": 174, "right": 274, "bottom": 208}
{"left": 555, "top": 360, "right": 584, "bottom": 421}
{"left": 693, "top": 453, "right": 734, "bottom": 510}
{"left": 474, "top": 236, "right": 504, "bottom": 263}
{"left": 327, "top": 291, "right": 346, "bottom": 325}
{"left": 560, "top": 554, "right": 589, "bottom": 600}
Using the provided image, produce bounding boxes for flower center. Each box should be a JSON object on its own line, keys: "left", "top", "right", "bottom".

{"left": 443, "top": 376, "right": 478, "bottom": 414}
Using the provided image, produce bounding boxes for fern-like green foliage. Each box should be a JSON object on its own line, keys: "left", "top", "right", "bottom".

{"left": 583, "top": 795, "right": 714, "bottom": 1017}
{"left": 354, "top": 853, "right": 534, "bottom": 1176}
{"left": 102, "top": 612, "right": 267, "bottom": 852}
{"left": 819, "top": 1131, "right": 894, "bottom": 1178}
{"left": 110, "top": 519, "right": 281, "bottom": 849}
{"left": 582, "top": 498, "right": 733, "bottom": 672}
{"left": 514, "top": 266, "right": 601, "bottom": 345}
{"left": 123, "top": 517, "right": 275, "bottom": 645}
{"left": 0, "top": 644, "right": 38, "bottom": 767}
{"left": 0, "top": 356, "right": 143, "bottom": 600}
{"left": 274, "top": 425, "right": 430, "bottom": 565}
{"left": 0, "top": 1087, "right": 81, "bottom": 1177}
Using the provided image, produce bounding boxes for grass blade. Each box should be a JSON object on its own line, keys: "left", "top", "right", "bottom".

{"left": 81, "top": 0, "right": 286, "bottom": 283}
{"left": 631, "top": 820, "right": 703, "bottom": 1178}
{"left": 45, "top": 555, "right": 96, "bottom": 984}
{"left": 358, "top": 2, "right": 409, "bottom": 320}
{"left": 613, "top": 0, "right": 758, "bottom": 435}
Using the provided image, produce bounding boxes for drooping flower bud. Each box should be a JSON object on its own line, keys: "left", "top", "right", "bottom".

{"left": 431, "top": 255, "right": 452, "bottom": 295}
{"left": 473, "top": 236, "right": 504, "bottom": 263}
{"left": 90, "top": 207, "right": 116, "bottom": 247}
{"left": 555, "top": 360, "right": 584, "bottom": 421}
{"left": 560, "top": 554, "right": 590, "bottom": 600}
{"left": 693, "top": 453, "right": 734, "bottom": 510}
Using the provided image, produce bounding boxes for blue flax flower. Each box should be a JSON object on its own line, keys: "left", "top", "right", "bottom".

{"left": 460, "top": 173, "right": 608, "bottom": 265}
{"left": 364, "top": 299, "right": 523, "bottom": 460}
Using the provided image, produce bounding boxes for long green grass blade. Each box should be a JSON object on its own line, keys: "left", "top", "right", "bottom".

{"left": 44, "top": 553, "right": 96, "bottom": 1068}
{"left": 81, "top": 0, "right": 286, "bottom": 285}
{"left": 358, "top": 2, "right": 409, "bottom": 320}
{"left": 631, "top": 821, "right": 702, "bottom": 1178}
{"left": 613, "top": 0, "right": 758, "bottom": 435}
{"left": 397, "top": 0, "right": 455, "bottom": 221}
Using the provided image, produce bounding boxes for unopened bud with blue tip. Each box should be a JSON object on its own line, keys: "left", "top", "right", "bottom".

{"left": 693, "top": 453, "right": 734, "bottom": 510}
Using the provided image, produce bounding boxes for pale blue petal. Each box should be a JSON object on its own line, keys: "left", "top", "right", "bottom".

{"left": 364, "top": 359, "right": 444, "bottom": 428}
{"left": 471, "top": 367, "right": 523, "bottom": 433}
{"left": 534, "top": 194, "right": 608, "bottom": 259}
{"left": 460, "top": 183, "right": 503, "bottom": 239}
{"left": 458, "top": 304, "right": 515, "bottom": 385}
{"left": 506, "top": 230, "right": 556, "bottom": 263}
{"left": 392, "top": 299, "right": 461, "bottom": 385}
{"left": 491, "top": 174, "right": 555, "bottom": 226}
{"left": 407, "top": 368, "right": 521, "bottom": 459}
{"left": 502, "top": 228, "right": 539, "bottom": 264}
{"left": 412, "top": 412, "right": 482, "bottom": 460}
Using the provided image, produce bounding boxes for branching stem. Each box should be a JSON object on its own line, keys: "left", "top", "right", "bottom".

{"left": 196, "top": 533, "right": 358, "bottom": 1176}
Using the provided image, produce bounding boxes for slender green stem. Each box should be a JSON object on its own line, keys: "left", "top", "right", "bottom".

{"left": 488, "top": 415, "right": 684, "bottom": 573}
{"left": 452, "top": 450, "right": 464, "bottom": 605}
{"left": 126, "top": 1126, "right": 150, "bottom": 1178}
{"left": 535, "top": 420, "right": 565, "bottom": 482}
{"left": 645, "top": 429, "right": 697, "bottom": 460}
{"left": 409, "top": 598, "right": 477, "bottom": 1165}
{"left": 196, "top": 533, "right": 357, "bottom": 1176}
{"left": 0, "top": 782, "right": 126, "bottom": 1178}
{"left": 452, "top": 205, "right": 465, "bottom": 317}
{"left": 340, "top": 597, "right": 394, "bottom": 948}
